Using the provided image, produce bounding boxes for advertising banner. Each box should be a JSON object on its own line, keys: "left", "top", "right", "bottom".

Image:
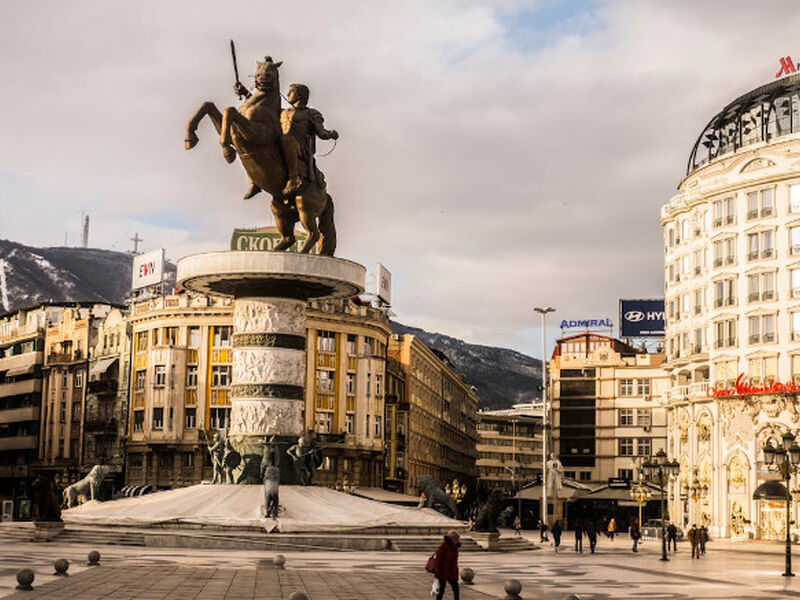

{"left": 230, "top": 227, "right": 309, "bottom": 252}
{"left": 376, "top": 263, "right": 392, "bottom": 305}
{"left": 619, "top": 299, "right": 665, "bottom": 338}
{"left": 131, "top": 248, "right": 165, "bottom": 291}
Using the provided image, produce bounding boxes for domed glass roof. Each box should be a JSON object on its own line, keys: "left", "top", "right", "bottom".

{"left": 687, "top": 73, "right": 800, "bottom": 175}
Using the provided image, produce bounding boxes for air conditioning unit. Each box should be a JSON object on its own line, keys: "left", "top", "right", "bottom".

{"left": 643, "top": 425, "right": 651, "bottom": 432}
{"left": 643, "top": 394, "right": 652, "bottom": 401}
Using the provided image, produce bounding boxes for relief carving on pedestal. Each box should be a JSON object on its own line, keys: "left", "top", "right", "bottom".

{"left": 229, "top": 400, "right": 303, "bottom": 436}
{"left": 233, "top": 348, "right": 305, "bottom": 387}
{"left": 234, "top": 299, "right": 305, "bottom": 335}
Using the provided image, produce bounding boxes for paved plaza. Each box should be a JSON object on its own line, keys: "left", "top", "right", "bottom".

{"left": 6, "top": 534, "right": 800, "bottom": 599}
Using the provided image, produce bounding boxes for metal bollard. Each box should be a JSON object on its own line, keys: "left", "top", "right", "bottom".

{"left": 273, "top": 554, "right": 286, "bottom": 569}
{"left": 460, "top": 567, "right": 475, "bottom": 584}
{"left": 16, "top": 569, "right": 34, "bottom": 591}
{"left": 503, "top": 578, "right": 522, "bottom": 600}
{"left": 87, "top": 550, "right": 101, "bottom": 566}
{"left": 287, "top": 593, "right": 309, "bottom": 600}
{"left": 53, "top": 558, "right": 69, "bottom": 577}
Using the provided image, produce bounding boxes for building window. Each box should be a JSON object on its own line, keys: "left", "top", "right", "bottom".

{"left": 346, "top": 334, "right": 356, "bottom": 355}
{"left": 637, "top": 379, "right": 651, "bottom": 396}
{"left": 792, "top": 355, "right": 800, "bottom": 383}
{"left": 375, "top": 374, "right": 383, "bottom": 397}
{"left": 637, "top": 438, "right": 651, "bottom": 456}
{"left": 62, "top": 371, "right": 69, "bottom": 388}
{"left": 749, "top": 314, "right": 776, "bottom": 344}
{"left": 184, "top": 407, "right": 196, "bottom": 430}
{"left": 747, "top": 230, "right": 775, "bottom": 260}
{"left": 317, "top": 331, "right": 336, "bottom": 353}
{"left": 129, "top": 453, "right": 143, "bottom": 467}
{"left": 315, "top": 411, "right": 332, "bottom": 434}
{"left": 154, "top": 365, "right": 166, "bottom": 387}
{"left": 211, "top": 366, "right": 231, "bottom": 387}
{"left": 135, "top": 370, "right": 146, "bottom": 391}
{"left": 182, "top": 452, "right": 194, "bottom": 468}
{"left": 619, "top": 409, "right": 634, "bottom": 426}
{"left": 316, "top": 369, "right": 334, "bottom": 393}
{"left": 71, "top": 403, "right": 81, "bottom": 422}
{"left": 749, "top": 356, "right": 778, "bottom": 385}
{"left": 619, "top": 438, "right": 634, "bottom": 456}
{"left": 747, "top": 188, "right": 774, "bottom": 219}
{"left": 346, "top": 373, "right": 355, "bottom": 394}
{"left": 618, "top": 468, "right": 633, "bottom": 481}
{"left": 212, "top": 326, "right": 232, "bottom": 347}
{"left": 133, "top": 410, "right": 144, "bottom": 432}
{"left": 152, "top": 407, "right": 164, "bottom": 430}
{"left": 365, "top": 414, "right": 370, "bottom": 436}
{"left": 135, "top": 331, "right": 149, "bottom": 352}
{"left": 186, "top": 365, "right": 198, "bottom": 388}
{"left": 714, "top": 278, "right": 737, "bottom": 307}
{"left": 158, "top": 453, "right": 172, "bottom": 469}
{"left": 366, "top": 373, "right": 372, "bottom": 396}
{"left": 620, "top": 379, "right": 634, "bottom": 396}
{"left": 374, "top": 415, "right": 382, "bottom": 438}
{"left": 345, "top": 413, "right": 354, "bottom": 434}
{"left": 791, "top": 226, "right": 800, "bottom": 255}
{"left": 74, "top": 371, "right": 84, "bottom": 388}
{"left": 209, "top": 407, "right": 230, "bottom": 430}
{"left": 791, "top": 185, "right": 800, "bottom": 213}
{"left": 579, "top": 472, "right": 592, "bottom": 482}
{"left": 59, "top": 402, "right": 66, "bottom": 423}
{"left": 715, "top": 318, "right": 737, "bottom": 348}
{"left": 637, "top": 409, "right": 651, "bottom": 427}
{"left": 188, "top": 326, "right": 200, "bottom": 348}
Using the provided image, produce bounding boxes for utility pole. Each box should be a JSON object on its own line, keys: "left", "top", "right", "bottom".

{"left": 534, "top": 306, "right": 555, "bottom": 527}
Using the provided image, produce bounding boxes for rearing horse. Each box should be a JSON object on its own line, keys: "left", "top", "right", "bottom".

{"left": 184, "top": 57, "right": 336, "bottom": 256}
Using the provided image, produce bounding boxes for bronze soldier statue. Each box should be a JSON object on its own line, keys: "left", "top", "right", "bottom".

{"left": 185, "top": 49, "right": 337, "bottom": 256}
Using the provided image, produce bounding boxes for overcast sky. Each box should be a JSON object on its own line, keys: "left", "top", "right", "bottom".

{"left": 1, "top": 0, "right": 799, "bottom": 356}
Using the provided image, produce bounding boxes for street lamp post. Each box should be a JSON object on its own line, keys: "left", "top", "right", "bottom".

{"left": 686, "top": 475, "right": 709, "bottom": 525}
{"left": 642, "top": 450, "right": 681, "bottom": 562}
{"left": 534, "top": 306, "right": 554, "bottom": 528}
{"left": 630, "top": 483, "right": 652, "bottom": 529}
{"left": 762, "top": 431, "right": 800, "bottom": 577}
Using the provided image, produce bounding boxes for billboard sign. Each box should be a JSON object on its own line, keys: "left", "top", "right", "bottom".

{"left": 376, "top": 263, "right": 392, "bottom": 305}
{"left": 230, "top": 227, "right": 311, "bottom": 253}
{"left": 619, "top": 299, "right": 665, "bottom": 338}
{"left": 131, "top": 248, "right": 164, "bottom": 291}
{"left": 559, "top": 318, "right": 613, "bottom": 330}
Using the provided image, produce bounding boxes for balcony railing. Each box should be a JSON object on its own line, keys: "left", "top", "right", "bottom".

{"left": 85, "top": 418, "right": 118, "bottom": 433}
{"left": 664, "top": 381, "right": 709, "bottom": 403}
{"left": 87, "top": 380, "right": 117, "bottom": 394}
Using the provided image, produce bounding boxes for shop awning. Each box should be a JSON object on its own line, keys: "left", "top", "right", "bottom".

{"left": 90, "top": 357, "right": 118, "bottom": 379}
{"left": 4, "top": 364, "right": 35, "bottom": 377}
{"left": 753, "top": 480, "right": 789, "bottom": 500}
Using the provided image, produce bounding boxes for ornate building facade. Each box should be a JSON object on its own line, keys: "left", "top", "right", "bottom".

{"left": 387, "top": 334, "right": 478, "bottom": 495}
{"left": 661, "top": 72, "right": 800, "bottom": 539}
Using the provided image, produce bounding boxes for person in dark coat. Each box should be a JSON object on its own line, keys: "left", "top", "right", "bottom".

{"left": 433, "top": 530, "right": 461, "bottom": 600}
{"left": 630, "top": 519, "right": 641, "bottom": 553}
{"left": 538, "top": 519, "right": 549, "bottom": 542}
{"left": 688, "top": 524, "right": 700, "bottom": 559}
{"left": 574, "top": 518, "right": 584, "bottom": 553}
{"left": 585, "top": 519, "right": 598, "bottom": 554}
{"left": 551, "top": 519, "right": 563, "bottom": 552}
{"left": 699, "top": 525, "right": 709, "bottom": 555}
{"left": 667, "top": 523, "right": 678, "bottom": 552}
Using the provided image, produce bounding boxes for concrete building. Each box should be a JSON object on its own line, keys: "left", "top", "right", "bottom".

{"left": 388, "top": 334, "right": 478, "bottom": 495}
{"left": 550, "top": 333, "right": 668, "bottom": 484}
{"left": 661, "top": 72, "right": 800, "bottom": 539}
{"left": 383, "top": 356, "right": 408, "bottom": 493}
{"left": 124, "top": 293, "right": 389, "bottom": 489}
{"left": 0, "top": 304, "right": 66, "bottom": 520}
{"left": 476, "top": 404, "right": 542, "bottom": 494}
{"left": 38, "top": 303, "right": 117, "bottom": 487}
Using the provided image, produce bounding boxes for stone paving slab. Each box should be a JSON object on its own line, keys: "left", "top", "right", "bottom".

{"left": 3, "top": 565, "right": 496, "bottom": 599}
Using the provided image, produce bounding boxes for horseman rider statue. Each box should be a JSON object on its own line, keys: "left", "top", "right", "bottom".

{"left": 232, "top": 76, "right": 339, "bottom": 200}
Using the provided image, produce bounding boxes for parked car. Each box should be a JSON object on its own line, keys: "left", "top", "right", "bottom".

{"left": 641, "top": 519, "right": 684, "bottom": 540}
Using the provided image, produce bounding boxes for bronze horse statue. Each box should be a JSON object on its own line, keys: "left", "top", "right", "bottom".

{"left": 185, "top": 57, "right": 335, "bottom": 256}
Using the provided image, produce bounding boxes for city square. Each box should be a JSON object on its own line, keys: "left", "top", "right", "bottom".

{"left": 3, "top": 1, "right": 800, "bottom": 599}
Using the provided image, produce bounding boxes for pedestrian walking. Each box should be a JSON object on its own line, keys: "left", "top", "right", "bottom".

{"left": 700, "top": 525, "right": 709, "bottom": 555}
{"left": 607, "top": 517, "right": 617, "bottom": 541}
{"left": 538, "top": 519, "right": 549, "bottom": 543}
{"left": 513, "top": 515, "right": 522, "bottom": 537}
{"left": 552, "top": 519, "right": 563, "bottom": 552}
{"left": 574, "top": 518, "right": 584, "bottom": 553}
{"left": 667, "top": 523, "right": 678, "bottom": 552}
{"left": 630, "top": 519, "right": 641, "bottom": 553}
{"left": 428, "top": 530, "right": 461, "bottom": 599}
{"left": 688, "top": 524, "right": 700, "bottom": 559}
{"left": 585, "top": 519, "right": 598, "bottom": 554}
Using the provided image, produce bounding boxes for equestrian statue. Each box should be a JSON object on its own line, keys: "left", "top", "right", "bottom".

{"left": 185, "top": 43, "right": 338, "bottom": 256}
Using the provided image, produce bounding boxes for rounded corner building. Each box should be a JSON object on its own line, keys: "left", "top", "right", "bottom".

{"left": 661, "top": 73, "right": 800, "bottom": 540}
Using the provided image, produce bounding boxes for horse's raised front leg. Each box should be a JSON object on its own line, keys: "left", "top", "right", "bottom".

{"left": 185, "top": 101, "right": 222, "bottom": 150}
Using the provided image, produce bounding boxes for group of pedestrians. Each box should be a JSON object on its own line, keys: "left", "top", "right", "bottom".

{"left": 687, "top": 524, "right": 709, "bottom": 558}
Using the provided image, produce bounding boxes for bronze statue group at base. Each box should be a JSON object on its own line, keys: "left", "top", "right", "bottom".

{"left": 185, "top": 47, "right": 339, "bottom": 256}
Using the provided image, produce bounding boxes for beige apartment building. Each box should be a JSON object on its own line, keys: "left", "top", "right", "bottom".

{"left": 550, "top": 333, "right": 668, "bottom": 484}
{"left": 124, "top": 293, "right": 390, "bottom": 489}
{"left": 476, "top": 405, "right": 542, "bottom": 494}
{"left": 388, "top": 334, "right": 478, "bottom": 495}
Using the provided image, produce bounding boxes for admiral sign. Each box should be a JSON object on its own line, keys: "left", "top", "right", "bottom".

{"left": 620, "top": 299, "right": 665, "bottom": 338}
{"left": 560, "top": 318, "right": 613, "bottom": 330}
{"left": 131, "top": 248, "right": 164, "bottom": 291}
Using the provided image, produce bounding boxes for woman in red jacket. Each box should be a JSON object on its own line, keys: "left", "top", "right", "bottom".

{"left": 433, "top": 530, "right": 461, "bottom": 600}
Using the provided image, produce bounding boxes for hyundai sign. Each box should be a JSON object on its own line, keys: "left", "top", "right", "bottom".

{"left": 619, "top": 299, "right": 665, "bottom": 338}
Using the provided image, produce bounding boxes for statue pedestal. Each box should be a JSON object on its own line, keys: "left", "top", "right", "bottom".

{"left": 471, "top": 531, "right": 501, "bottom": 551}
{"left": 177, "top": 251, "right": 365, "bottom": 484}
{"left": 33, "top": 521, "right": 64, "bottom": 542}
